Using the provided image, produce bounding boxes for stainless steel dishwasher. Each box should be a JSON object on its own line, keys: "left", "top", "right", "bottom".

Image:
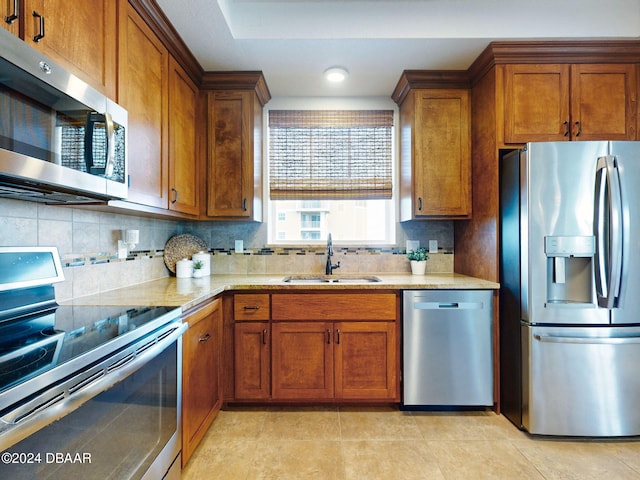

{"left": 403, "top": 290, "right": 493, "bottom": 406}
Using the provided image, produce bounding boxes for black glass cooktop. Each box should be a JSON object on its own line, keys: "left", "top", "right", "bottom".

{"left": 0, "top": 305, "right": 178, "bottom": 394}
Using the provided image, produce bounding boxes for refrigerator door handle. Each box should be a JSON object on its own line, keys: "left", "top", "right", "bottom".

{"left": 534, "top": 334, "right": 640, "bottom": 345}
{"left": 594, "top": 156, "right": 623, "bottom": 308}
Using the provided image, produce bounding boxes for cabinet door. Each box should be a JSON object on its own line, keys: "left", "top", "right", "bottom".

{"left": 570, "top": 64, "right": 637, "bottom": 141}
{"left": 207, "top": 91, "right": 260, "bottom": 219}
{"left": 272, "top": 322, "right": 334, "bottom": 399}
{"left": 234, "top": 322, "right": 270, "bottom": 399}
{"left": 182, "top": 299, "right": 222, "bottom": 465}
{"left": 504, "top": 64, "right": 571, "bottom": 143}
{"left": 413, "top": 89, "right": 471, "bottom": 217}
{"left": 1, "top": 0, "right": 20, "bottom": 35}
{"left": 118, "top": 1, "right": 169, "bottom": 209}
{"left": 23, "top": 0, "right": 117, "bottom": 98}
{"left": 334, "top": 322, "right": 398, "bottom": 400}
{"left": 168, "top": 57, "right": 199, "bottom": 215}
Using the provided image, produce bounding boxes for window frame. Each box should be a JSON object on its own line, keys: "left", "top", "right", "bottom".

{"left": 264, "top": 98, "right": 398, "bottom": 247}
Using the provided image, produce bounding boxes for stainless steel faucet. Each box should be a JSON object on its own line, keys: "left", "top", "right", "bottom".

{"left": 325, "top": 233, "right": 340, "bottom": 275}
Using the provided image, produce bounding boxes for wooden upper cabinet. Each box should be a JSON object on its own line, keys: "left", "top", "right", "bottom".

{"left": 504, "top": 64, "right": 570, "bottom": 143}
{"left": 168, "top": 57, "right": 199, "bottom": 215}
{"left": 206, "top": 90, "right": 263, "bottom": 220}
{"left": 570, "top": 64, "right": 637, "bottom": 141}
{"left": 1, "top": 0, "right": 20, "bottom": 35}
{"left": 21, "top": 0, "right": 117, "bottom": 98}
{"left": 504, "top": 63, "right": 637, "bottom": 143}
{"left": 118, "top": 1, "right": 169, "bottom": 209}
{"left": 399, "top": 89, "right": 471, "bottom": 220}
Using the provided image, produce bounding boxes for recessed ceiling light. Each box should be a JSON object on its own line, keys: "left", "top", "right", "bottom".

{"left": 324, "top": 67, "right": 348, "bottom": 83}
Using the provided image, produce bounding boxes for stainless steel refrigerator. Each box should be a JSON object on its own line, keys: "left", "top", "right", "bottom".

{"left": 500, "top": 141, "right": 640, "bottom": 436}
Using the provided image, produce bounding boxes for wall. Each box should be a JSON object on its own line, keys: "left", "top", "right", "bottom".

{"left": 0, "top": 198, "right": 178, "bottom": 301}
{"left": 0, "top": 198, "right": 453, "bottom": 301}
{"left": 183, "top": 218, "right": 454, "bottom": 276}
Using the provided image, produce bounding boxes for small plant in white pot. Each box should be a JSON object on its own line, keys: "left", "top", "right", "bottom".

{"left": 407, "top": 247, "right": 429, "bottom": 275}
{"left": 192, "top": 260, "right": 205, "bottom": 278}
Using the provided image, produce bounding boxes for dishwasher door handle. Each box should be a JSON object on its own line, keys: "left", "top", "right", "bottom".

{"left": 413, "top": 301, "right": 484, "bottom": 310}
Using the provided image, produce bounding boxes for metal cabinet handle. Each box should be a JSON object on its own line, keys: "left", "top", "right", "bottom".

{"left": 199, "top": 333, "right": 211, "bottom": 342}
{"left": 171, "top": 188, "right": 178, "bottom": 204}
{"left": 418, "top": 197, "right": 423, "bottom": 211}
{"left": 243, "top": 198, "right": 247, "bottom": 211}
{"left": 327, "top": 329, "right": 331, "bottom": 344}
{"left": 574, "top": 121, "right": 582, "bottom": 137}
{"left": 5, "top": 0, "right": 18, "bottom": 24}
{"left": 243, "top": 305, "right": 260, "bottom": 310}
{"left": 262, "top": 328, "right": 267, "bottom": 345}
{"left": 562, "top": 121, "right": 570, "bottom": 137}
{"left": 32, "top": 11, "right": 45, "bottom": 42}
{"left": 336, "top": 328, "right": 341, "bottom": 345}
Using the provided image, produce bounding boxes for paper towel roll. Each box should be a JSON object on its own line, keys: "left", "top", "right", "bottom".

{"left": 176, "top": 259, "right": 193, "bottom": 278}
{"left": 192, "top": 251, "right": 211, "bottom": 276}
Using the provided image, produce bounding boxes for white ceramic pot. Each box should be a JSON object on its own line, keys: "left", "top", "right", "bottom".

{"left": 176, "top": 259, "right": 193, "bottom": 278}
{"left": 192, "top": 268, "right": 205, "bottom": 278}
{"left": 410, "top": 260, "right": 427, "bottom": 275}
{"left": 192, "top": 251, "right": 211, "bottom": 276}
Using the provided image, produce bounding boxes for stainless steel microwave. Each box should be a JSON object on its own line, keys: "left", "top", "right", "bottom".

{"left": 0, "top": 27, "right": 127, "bottom": 204}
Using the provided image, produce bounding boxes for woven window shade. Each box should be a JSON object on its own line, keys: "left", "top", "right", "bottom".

{"left": 269, "top": 110, "right": 393, "bottom": 200}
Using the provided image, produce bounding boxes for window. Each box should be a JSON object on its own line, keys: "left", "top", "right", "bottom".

{"left": 267, "top": 108, "right": 396, "bottom": 245}
{"left": 301, "top": 213, "right": 321, "bottom": 229}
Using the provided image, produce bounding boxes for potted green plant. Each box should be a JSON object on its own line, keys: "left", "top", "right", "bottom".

{"left": 407, "top": 247, "right": 429, "bottom": 275}
{"left": 192, "top": 259, "right": 205, "bottom": 278}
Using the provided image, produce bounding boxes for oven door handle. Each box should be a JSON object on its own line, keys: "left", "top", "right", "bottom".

{"left": 0, "top": 321, "right": 187, "bottom": 451}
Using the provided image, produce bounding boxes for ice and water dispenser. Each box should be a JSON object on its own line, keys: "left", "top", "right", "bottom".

{"left": 545, "top": 235, "right": 595, "bottom": 304}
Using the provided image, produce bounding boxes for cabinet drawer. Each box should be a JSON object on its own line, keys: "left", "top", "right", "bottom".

{"left": 272, "top": 293, "right": 397, "bottom": 321}
{"left": 234, "top": 294, "right": 270, "bottom": 320}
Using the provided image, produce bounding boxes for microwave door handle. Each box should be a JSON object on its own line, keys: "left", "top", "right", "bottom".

{"left": 84, "top": 112, "right": 98, "bottom": 174}
{"left": 104, "top": 112, "right": 115, "bottom": 177}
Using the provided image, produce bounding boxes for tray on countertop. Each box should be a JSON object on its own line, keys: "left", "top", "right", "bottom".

{"left": 163, "top": 234, "right": 207, "bottom": 273}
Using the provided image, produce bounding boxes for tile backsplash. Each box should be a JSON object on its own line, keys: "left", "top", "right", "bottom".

{"left": 0, "top": 198, "right": 454, "bottom": 302}
{"left": 207, "top": 246, "right": 453, "bottom": 276}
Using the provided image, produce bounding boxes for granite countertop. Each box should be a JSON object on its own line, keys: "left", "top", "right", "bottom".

{"left": 62, "top": 273, "right": 499, "bottom": 311}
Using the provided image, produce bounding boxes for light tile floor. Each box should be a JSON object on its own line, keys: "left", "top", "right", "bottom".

{"left": 182, "top": 406, "right": 640, "bottom": 480}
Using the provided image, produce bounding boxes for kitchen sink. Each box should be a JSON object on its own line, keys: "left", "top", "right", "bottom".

{"left": 282, "top": 275, "right": 382, "bottom": 284}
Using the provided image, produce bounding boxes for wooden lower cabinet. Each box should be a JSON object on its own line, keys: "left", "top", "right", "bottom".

{"left": 334, "top": 321, "right": 398, "bottom": 400}
{"left": 182, "top": 299, "right": 222, "bottom": 466}
{"left": 234, "top": 322, "right": 271, "bottom": 400}
{"left": 272, "top": 322, "right": 334, "bottom": 399}
{"left": 233, "top": 292, "right": 400, "bottom": 403}
{"left": 272, "top": 321, "right": 398, "bottom": 401}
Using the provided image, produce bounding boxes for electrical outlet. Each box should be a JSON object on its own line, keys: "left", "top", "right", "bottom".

{"left": 235, "top": 240, "right": 243, "bottom": 253}
{"left": 406, "top": 240, "right": 419, "bottom": 252}
{"left": 428, "top": 240, "right": 438, "bottom": 253}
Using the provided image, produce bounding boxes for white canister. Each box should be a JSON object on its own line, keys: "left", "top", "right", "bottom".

{"left": 192, "top": 251, "right": 211, "bottom": 276}
{"left": 175, "top": 259, "right": 193, "bottom": 278}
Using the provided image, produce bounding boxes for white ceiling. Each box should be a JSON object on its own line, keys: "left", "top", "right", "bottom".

{"left": 155, "top": 0, "right": 640, "bottom": 98}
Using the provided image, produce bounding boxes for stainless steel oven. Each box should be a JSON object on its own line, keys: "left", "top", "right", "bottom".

{"left": 0, "top": 247, "right": 186, "bottom": 479}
